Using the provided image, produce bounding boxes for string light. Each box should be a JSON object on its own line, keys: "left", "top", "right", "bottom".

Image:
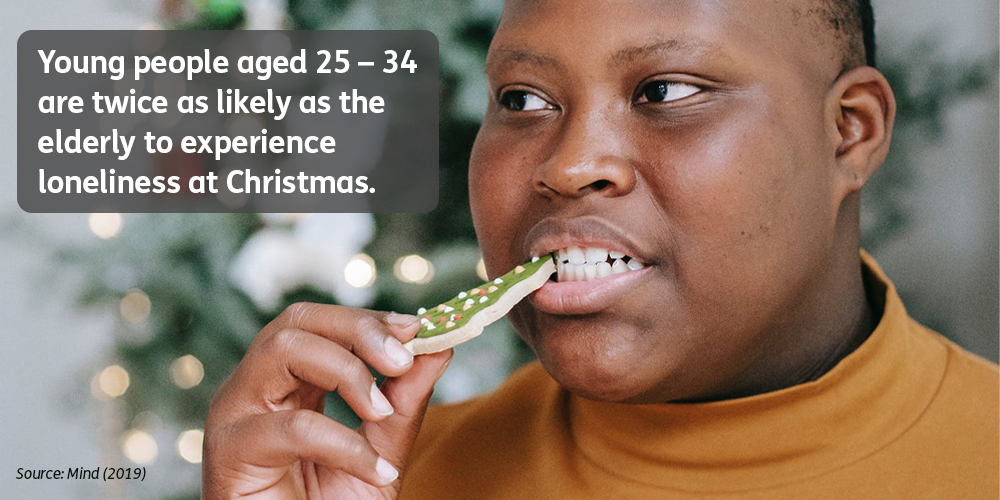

{"left": 119, "top": 289, "right": 151, "bottom": 324}
{"left": 176, "top": 429, "right": 204, "bottom": 464}
{"left": 96, "top": 364, "right": 130, "bottom": 398}
{"left": 122, "top": 429, "right": 158, "bottom": 465}
{"left": 476, "top": 258, "right": 489, "bottom": 281}
{"left": 394, "top": 254, "right": 434, "bottom": 284}
{"left": 344, "top": 253, "right": 376, "bottom": 288}
{"left": 170, "top": 355, "right": 205, "bottom": 389}
{"left": 88, "top": 213, "right": 123, "bottom": 239}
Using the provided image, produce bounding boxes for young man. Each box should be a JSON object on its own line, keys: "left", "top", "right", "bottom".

{"left": 202, "top": 0, "right": 999, "bottom": 498}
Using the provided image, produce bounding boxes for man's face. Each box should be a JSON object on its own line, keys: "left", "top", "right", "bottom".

{"left": 470, "top": 0, "right": 847, "bottom": 402}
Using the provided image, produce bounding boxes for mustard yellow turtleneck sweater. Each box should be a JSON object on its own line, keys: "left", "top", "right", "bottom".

{"left": 400, "top": 253, "right": 999, "bottom": 499}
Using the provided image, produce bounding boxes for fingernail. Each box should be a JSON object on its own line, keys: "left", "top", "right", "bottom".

{"left": 370, "top": 383, "right": 394, "bottom": 416}
{"left": 376, "top": 456, "right": 399, "bottom": 483}
{"left": 385, "top": 312, "right": 420, "bottom": 327}
{"left": 384, "top": 336, "right": 414, "bottom": 367}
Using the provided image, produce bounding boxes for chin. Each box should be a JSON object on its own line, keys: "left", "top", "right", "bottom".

{"left": 529, "top": 324, "right": 656, "bottom": 403}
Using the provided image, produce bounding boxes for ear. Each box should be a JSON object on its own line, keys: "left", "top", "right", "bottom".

{"left": 825, "top": 66, "right": 896, "bottom": 197}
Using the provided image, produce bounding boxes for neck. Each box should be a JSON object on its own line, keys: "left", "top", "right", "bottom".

{"left": 690, "top": 248, "right": 878, "bottom": 403}
{"left": 786, "top": 271, "right": 876, "bottom": 387}
{"left": 706, "top": 196, "right": 880, "bottom": 400}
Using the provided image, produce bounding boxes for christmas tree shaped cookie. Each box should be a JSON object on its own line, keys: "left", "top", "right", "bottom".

{"left": 403, "top": 254, "right": 556, "bottom": 355}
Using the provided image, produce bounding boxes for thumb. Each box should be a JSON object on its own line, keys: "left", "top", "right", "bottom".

{"left": 360, "top": 349, "right": 452, "bottom": 472}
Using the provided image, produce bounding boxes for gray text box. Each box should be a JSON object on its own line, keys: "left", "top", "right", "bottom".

{"left": 17, "top": 30, "right": 439, "bottom": 213}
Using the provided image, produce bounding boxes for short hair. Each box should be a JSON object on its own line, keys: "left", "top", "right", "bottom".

{"left": 821, "top": 0, "right": 877, "bottom": 69}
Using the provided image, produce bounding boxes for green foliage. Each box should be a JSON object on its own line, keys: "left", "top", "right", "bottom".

{"left": 56, "top": 214, "right": 263, "bottom": 427}
{"left": 286, "top": 0, "right": 355, "bottom": 29}
{"left": 182, "top": 0, "right": 245, "bottom": 29}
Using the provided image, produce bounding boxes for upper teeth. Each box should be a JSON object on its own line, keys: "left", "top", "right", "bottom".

{"left": 553, "top": 246, "right": 645, "bottom": 282}
{"left": 585, "top": 247, "right": 607, "bottom": 263}
{"left": 565, "top": 246, "right": 585, "bottom": 265}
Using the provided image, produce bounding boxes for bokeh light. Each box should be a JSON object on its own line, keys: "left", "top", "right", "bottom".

{"left": 96, "top": 364, "right": 130, "bottom": 398}
{"left": 394, "top": 254, "right": 434, "bottom": 284}
{"left": 170, "top": 354, "right": 205, "bottom": 389}
{"left": 176, "top": 429, "right": 204, "bottom": 464}
{"left": 88, "top": 213, "right": 123, "bottom": 239}
{"left": 122, "top": 429, "right": 158, "bottom": 465}
{"left": 344, "top": 253, "right": 376, "bottom": 288}
{"left": 119, "top": 289, "right": 151, "bottom": 324}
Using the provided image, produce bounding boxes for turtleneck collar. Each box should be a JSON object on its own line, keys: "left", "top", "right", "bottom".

{"left": 564, "top": 250, "right": 949, "bottom": 492}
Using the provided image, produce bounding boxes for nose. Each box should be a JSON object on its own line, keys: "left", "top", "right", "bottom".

{"left": 533, "top": 116, "right": 636, "bottom": 199}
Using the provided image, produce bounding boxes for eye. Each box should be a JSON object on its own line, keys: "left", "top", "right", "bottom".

{"left": 634, "top": 81, "right": 701, "bottom": 104}
{"left": 498, "top": 90, "right": 553, "bottom": 112}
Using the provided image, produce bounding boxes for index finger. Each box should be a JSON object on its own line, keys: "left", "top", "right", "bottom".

{"left": 271, "top": 302, "right": 421, "bottom": 377}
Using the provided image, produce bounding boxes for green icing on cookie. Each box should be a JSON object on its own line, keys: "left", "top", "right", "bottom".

{"left": 415, "top": 254, "right": 555, "bottom": 339}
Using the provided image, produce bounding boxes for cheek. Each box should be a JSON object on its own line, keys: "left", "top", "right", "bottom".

{"left": 642, "top": 99, "right": 832, "bottom": 302}
{"left": 469, "top": 130, "right": 533, "bottom": 272}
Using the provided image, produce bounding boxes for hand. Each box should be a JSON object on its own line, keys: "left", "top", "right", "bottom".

{"left": 202, "top": 302, "right": 453, "bottom": 499}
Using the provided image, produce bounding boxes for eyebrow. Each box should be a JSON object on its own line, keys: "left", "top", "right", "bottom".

{"left": 486, "top": 46, "right": 565, "bottom": 73}
{"left": 610, "top": 39, "right": 733, "bottom": 67}
{"left": 487, "top": 38, "right": 732, "bottom": 76}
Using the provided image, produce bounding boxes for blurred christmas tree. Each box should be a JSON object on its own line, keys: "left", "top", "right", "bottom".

{"left": 51, "top": 1, "right": 996, "bottom": 499}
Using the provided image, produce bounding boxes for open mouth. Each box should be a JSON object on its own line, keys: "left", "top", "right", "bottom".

{"left": 551, "top": 245, "right": 646, "bottom": 283}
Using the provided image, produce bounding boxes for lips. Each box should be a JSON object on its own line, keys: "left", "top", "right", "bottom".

{"left": 524, "top": 217, "right": 656, "bottom": 315}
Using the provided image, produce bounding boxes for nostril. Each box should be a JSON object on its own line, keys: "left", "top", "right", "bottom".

{"left": 590, "top": 179, "right": 611, "bottom": 191}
